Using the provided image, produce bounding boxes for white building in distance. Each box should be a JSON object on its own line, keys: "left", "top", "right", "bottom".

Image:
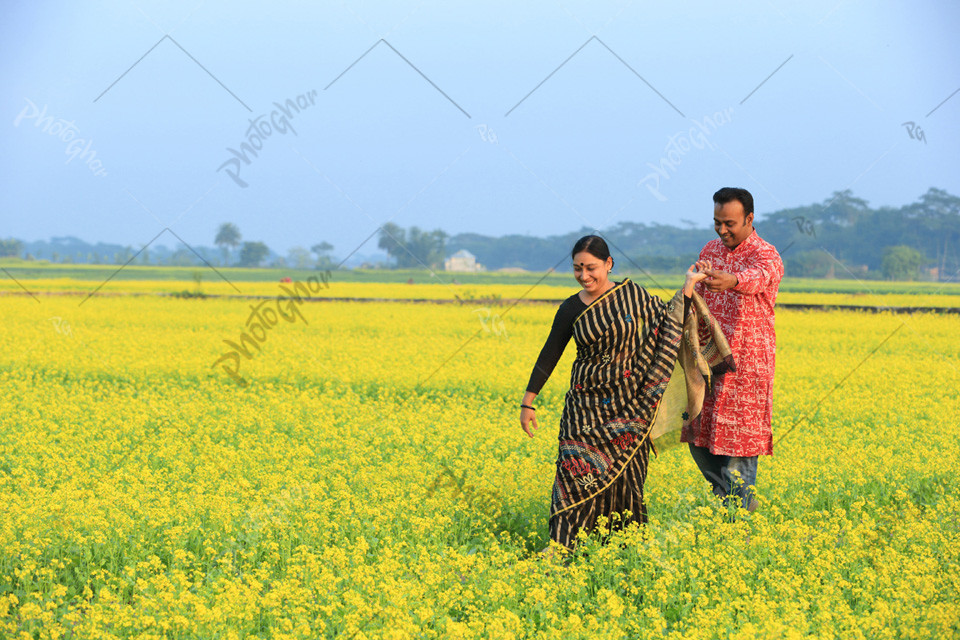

{"left": 444, "top": 249, "right": 485, "bottom": 272}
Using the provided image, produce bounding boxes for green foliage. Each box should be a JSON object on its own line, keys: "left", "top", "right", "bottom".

{"left": 378, "top": 223, "right": 448, "bottom": 269}
{"left": 286, "top": 246, "right": 313, "bottom": 269}
{"left": 215, "top": 222, "right": 242, "bottom": 265}
{"left": 238, "top": 241, "right": 270, "bottom": 267}
{"left": 10, "top": 190, "right": 960, "bottom": 280}
{"left": 310, "top": 242, "right": 336, "bottom": 269}
{"left": 785, "top": 250, "right": 834, "bottom": 278}
{"left": 881, "top": 245, "right": 926, "bottom": 280}
{"left": 0, "top": 238, "right": 24, "bottom": 257}
{"left": 760, "top": 188, "right": 958, "bottom": 279}
{"left": 214, "top": 223, "right": 241, "bottom": 249}
{"left": 167, "top": 248, "right": 195, "bottom": 266}
{"left": 447, "top": 188, "right": 960, "bottom": 280}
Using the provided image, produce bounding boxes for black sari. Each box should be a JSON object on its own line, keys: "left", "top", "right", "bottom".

{"left": 548, "top": 279, "right": 687, "bottom": 549}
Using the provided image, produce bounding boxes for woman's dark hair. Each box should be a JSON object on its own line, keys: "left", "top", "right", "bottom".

{"left": 571, "top": 235, "right": 614, "bottom": 268}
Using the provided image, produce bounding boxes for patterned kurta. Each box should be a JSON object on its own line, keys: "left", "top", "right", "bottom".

{"left": 682, "top": 230, "right": 784, "bottom": 456}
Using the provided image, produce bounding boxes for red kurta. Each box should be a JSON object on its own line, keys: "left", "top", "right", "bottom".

{"left": 682, "top": 230, "right": 784, "bottom": 456}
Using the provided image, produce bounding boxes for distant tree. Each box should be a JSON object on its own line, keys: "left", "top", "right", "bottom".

{"left": 287, "top": 246, "right": 313, "bottom": 270}
{"left": 881, "top": 245, "right": 925, "bottom": 280}
{"left": 818, "top": 190, "right": 871, "bottom": 227}
{"left": 169, "top": 248, "right": 195, "bottom": 266}
{"left": 311, "top": 242, "right": 335, "bottom": 269}
{"left": 632, "top": 253, "right": 699, "bottom": 272}
{"left": 215, "top": 223, "right": 242, "bottom": 265}
{"left": 377, "top": 223, "right": 406, "bottom": 266}
{"left": 406, "top": 227, "right": 447, "bottom": 269}
{"left": 0, "top": 238, "right": 23, "bottom": 257}
{"left": 787, "top": 250, "right": 835, "bottom": 278}
{"left": 113, "top": 248, "right": 134, "bottom": 265}
{"left": 910, "top": 188, "right": 960, "bottom": 280}
{"left": 238, "top": 241, "right": 270, "bottom": 267}
{"left": 378, "top": 224, "right": 446, "bottom": 268}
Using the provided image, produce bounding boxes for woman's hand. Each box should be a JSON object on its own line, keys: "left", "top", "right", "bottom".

{"left": 520, "top": 391, "right": 539, "bottom": 438}
{"left": 683, "top": 260, "right": 711, "bottom": 296}
{"left": 520, "top": 407, "right": 538, "bottom": 438}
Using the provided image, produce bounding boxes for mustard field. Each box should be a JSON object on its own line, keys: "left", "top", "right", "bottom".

{"left": 4, "top": 277, "right": 960, "bottom": 310}
{"left": 2, "top": 281, "right": 959, "bottom": 639}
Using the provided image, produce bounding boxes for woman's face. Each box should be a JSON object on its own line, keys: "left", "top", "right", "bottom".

{"left": 572, "top": 251, "right": 612, "bottom": 295}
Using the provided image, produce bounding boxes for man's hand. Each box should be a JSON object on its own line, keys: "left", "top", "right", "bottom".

{"left": 702, "top": 269, "right": 738, "bottom": 292}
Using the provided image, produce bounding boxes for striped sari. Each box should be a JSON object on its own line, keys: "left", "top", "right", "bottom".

{"left": 549, "top": 279, "right": 729, "bottom": 549}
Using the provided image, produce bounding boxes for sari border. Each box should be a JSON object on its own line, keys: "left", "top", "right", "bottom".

{"left": 572, "top": 277, "right": 632, "bottom": 325}
{"left": 549, "top": 415, "right": 655, "bottom": 519}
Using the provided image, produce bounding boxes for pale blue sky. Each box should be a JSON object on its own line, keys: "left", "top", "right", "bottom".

{"left": 3, "top": 0, "right": 958, "bottom": 264}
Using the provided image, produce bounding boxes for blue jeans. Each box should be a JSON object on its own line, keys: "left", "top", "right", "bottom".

{"left": 688, "top": 444, "right": 758, "bottom": 509}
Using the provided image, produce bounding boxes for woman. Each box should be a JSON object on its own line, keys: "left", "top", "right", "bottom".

{"left": 520, "top": 235, "right": 727, "bottom": 551}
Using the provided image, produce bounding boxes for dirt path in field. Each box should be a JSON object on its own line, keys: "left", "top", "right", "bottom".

{"left": 3, "top": 289, "right": 959, "bottom": 313}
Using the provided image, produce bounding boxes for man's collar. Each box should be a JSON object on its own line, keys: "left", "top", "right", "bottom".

{"left": 727, "top": 228, "right": 758, "bottom": 253}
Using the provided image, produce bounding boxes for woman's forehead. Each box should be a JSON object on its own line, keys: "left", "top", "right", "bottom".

{"left": 572, "top": 251, "right": 605, "bottom": 265}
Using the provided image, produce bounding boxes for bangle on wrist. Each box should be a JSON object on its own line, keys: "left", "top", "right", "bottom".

{"left": 520, "top": 404, "right": 536, "bottom": 411}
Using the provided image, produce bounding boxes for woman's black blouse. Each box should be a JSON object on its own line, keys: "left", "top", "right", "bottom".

{"left": 525, "top": 286, "right": 691, "bottom": 395}
{"left": 525, "top": 292, "right": 587, "bottom": 394}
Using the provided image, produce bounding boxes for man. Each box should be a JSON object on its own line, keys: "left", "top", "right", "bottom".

{"left": 682, "top": 187, "right": 784, "bottom": 510}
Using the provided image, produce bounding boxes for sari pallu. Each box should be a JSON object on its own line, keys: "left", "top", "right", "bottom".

{"left": 548, "top": 279, "right": 732, "bottom": 549}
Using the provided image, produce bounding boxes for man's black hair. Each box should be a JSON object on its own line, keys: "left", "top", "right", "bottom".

{"left": 713, "top": 187, "right": 754, "bottom": 218}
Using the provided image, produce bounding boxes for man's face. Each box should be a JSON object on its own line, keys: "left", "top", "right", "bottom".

{"left": 714, "top": 200, "right": 754, "bottom": 249}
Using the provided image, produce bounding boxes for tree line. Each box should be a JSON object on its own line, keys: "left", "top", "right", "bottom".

{"left": 0, "top": 223, "right": 337, "bottom": 270}
{"left": 391, "top": 188, "right": 955, "bottom": 281}
{"left": 4, "top": 188, "right": 957, "bottom": 280}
